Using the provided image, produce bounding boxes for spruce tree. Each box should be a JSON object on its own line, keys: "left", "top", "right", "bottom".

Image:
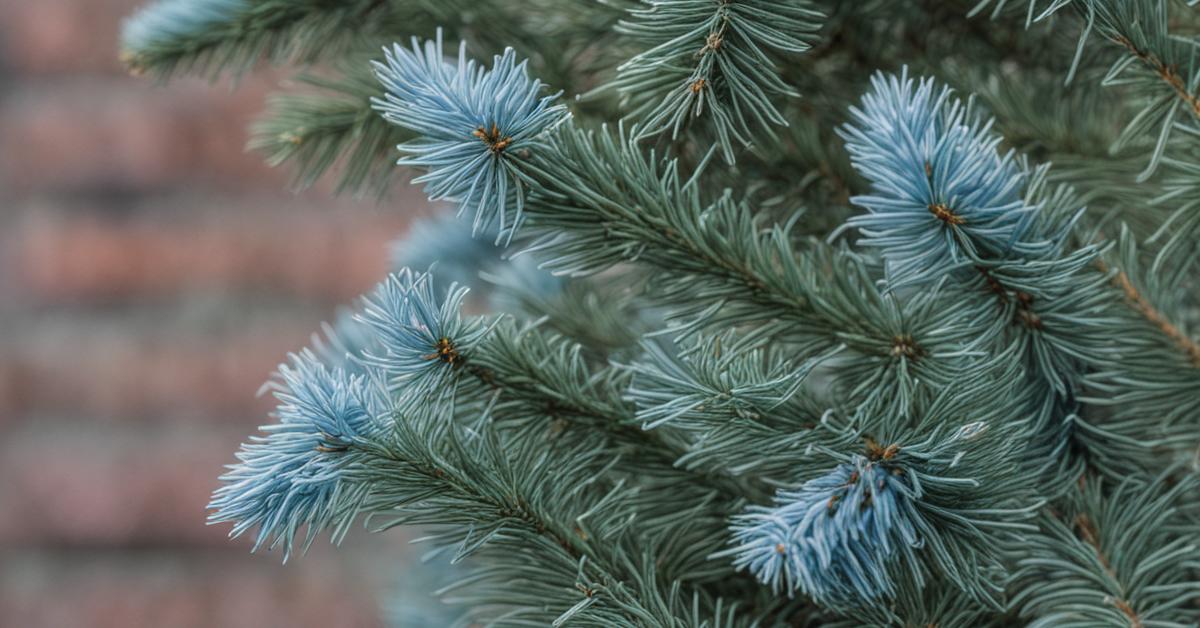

{"left": 122, "top": 1, "right": 1200, "bottom": 625}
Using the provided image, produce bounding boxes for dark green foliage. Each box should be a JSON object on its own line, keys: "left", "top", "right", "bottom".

{"left": 124, "top": 0, "right": 1200, "bottom": 625}
{"left": 1011, "top": 473, "right": 1200, "bottom": 626}
{"left": 604, "top": 0, "right": 824, "bottom": 163}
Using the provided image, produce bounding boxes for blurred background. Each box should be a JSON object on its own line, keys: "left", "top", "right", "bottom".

{"left": 0, "top": 1, "right": 432, "bottom": 625}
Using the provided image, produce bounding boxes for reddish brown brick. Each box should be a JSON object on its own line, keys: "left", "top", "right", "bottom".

{"left": 12, "top": 200, "right": 409, "bottom": 303}
{"left": 0, "top": 425, "right": 419, "bottom": 554}
{"left": 0, "top": 0, "right": 143, "bottom": 75}
{"left": 0, "top": 78, "right": 281, "bottom": 192}
{"left": 0, "top": 317, "right": 332, "bottom": 423}
{"left": 0, "top": 426, "right": 237, "bottom": 546}
{"left": 0, "top": 551, "right": 388, "bottom": 628}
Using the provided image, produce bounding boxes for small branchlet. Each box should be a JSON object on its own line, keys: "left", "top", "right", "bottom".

{"left": 865, "top": 437, "right": 900, "bottom": 461}
{"left": 424, "top": 336, "right": 463, "bottom": 366}
{"left": 928, "top": 202, "right": 966, "bottom": 226}
{"left": 473, "top": 123, "right": 514, "bottom": 153}
{"left": 1014, "top": 292, "right": 1043, "bottom": 330}
{"left": 891, "top": 334, "right": 924, "bottom": 360}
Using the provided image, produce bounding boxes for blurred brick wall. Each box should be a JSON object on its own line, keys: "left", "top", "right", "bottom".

{"left": 0, "top": 1, "right": 427, "bottom": 626}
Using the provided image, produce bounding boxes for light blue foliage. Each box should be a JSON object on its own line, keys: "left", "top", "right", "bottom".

{"left": 372, "top": 31, "right": 570, "bottom": 244}
{"left": 725, "top": 408, "right": 1029, "bottom": 610}
{"left": 208, "top": 269, "right": 496, "bottom": 562}
{"left": 207, "top": 351, "right": 384, "bottom": 560}
{"left": 311, "top": 308, "right": 380, "bottom": 375}
{"left": 389, "top": 212, "right": 566, "bottom": 316}
{"left": 838, "top": 69, "right": 1057, "bottom": 287}
{"left": 356, "top": 268, "right": 494, "bottom": 393}
{"left": 390, "top": 212, "right": 505, "bottom": 294}
{"left": 728, "top": 455, "right": 923, "bottom": 605}
{"left": 481, "top": 250, "right": 565, "bottom": 305}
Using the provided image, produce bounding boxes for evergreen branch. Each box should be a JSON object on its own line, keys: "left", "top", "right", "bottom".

{"left": 984, "top": 0, "right": 1200, "bottom": 178}
{"left": 209, "top": 270, "right": 735, "bottom": 624}
{"left": 369, "top": 33, "right": 840, "bottom": 348}
{"left": 1112, "top": 267, "right": 1200, "bottom": 366}
{"left": 371, "top": 33, "right": 571, "bottom": 243}
{"left": 604, "top": 0, "right": 824, "bottom": 163}
{"left": 362, "top": 414, "right": 675, "bottom": 626}
{"left": 1078, "top": 231, "right": 1200, "bottom": 478}
{"left": 837, "top": 67, "right": 1063, "bottom": 290}
{"left": 626, "top": 331, "right": 849, "bottom": 480}
{"left": 371, "top": 37, "right": 1001, "bottom": 439}
{"left": 350, "top": 266, "right": 750, "bottom": 506}
{"left": 513, "top": 126, "right": 1022, "bottom": 429}
{"left": 838, "top": 69, "right": 1124, "bottom": 415}
{"left": 351, "top": 267, "right": 761, "bottom": 572}
{"left": 120, "top": 0, "right": 420, "bottom": 78}
{"left": 250, "top": 62, "right": 409, "bottom": 195}
{"left": 1111, "top": 30, "right": 1200, "bottom": 120}
{"left": 725, "top": 374, "right": 1041, "bottom": 616}
{"left": 837, "top": 69, "right": 1152, "bottom": 489}
{"left": 517, "top": 123, "right": 987, "bottom": 377}
{"left": 207, "top": 351, "right": 392, "bottom": 559}
{"left": 465, "top": 320, "right": 764, "bottom": 510}
{"left": 520, "top": 144, "right": 807, "bottom": 321}
{"left": 1088, "top": 1, "right": 1200, "bottom": 179}
{"left": 1010, "top": 473, "right": 1200, "bottom": 627}
{"left": 343, "top": 270, "right": 785, "bottom": 603}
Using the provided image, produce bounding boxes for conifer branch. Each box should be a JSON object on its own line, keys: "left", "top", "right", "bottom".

{"left": 1111, "top": 33, "right": 1200, "bottom": 121}
{"left": 1076, "top": 231, "right": 1200, "bottom": 479}
{"left": 363, "top": 432, "right": 685, "bottom": 627}
{"left": 210, "top": 270, "right": 741, "bottom": 624}
{"left": 605, "top": 0, "right": 824, "bottom": 162}
{"left": 466, "top": 322, "right": 765, "bottom": 509}
{"left": 1011, "top": 475, "right": 1200, "bottom": 627}
{"left": 120, "top": 0, "right": 420, "bottom": 77}
{"left": 988, "top": 0, "right": 1200, "bottom": 177}
{"left": 514, "top": 124, "right": 984, "bottom": 384}
{"left": 249, "top": 63, "right": 408, "bottom": 194}
{"left": 724, "top": 383, "right": 1041, "bottom": 617}
{"left": 1112, "top": 268, "right": 1200, "bottom": 367}
{"left": 469, "top": 323, "right": 690, "bottom": 463}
